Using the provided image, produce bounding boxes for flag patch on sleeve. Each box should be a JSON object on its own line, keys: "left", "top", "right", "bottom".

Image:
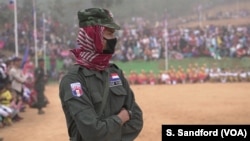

{"left": 70, "top": 82, "right": 84, "bottom": 97}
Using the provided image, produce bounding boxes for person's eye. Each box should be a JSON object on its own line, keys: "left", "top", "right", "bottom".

{"left": 108, "top": 31, "right": 115, "bottom": 35}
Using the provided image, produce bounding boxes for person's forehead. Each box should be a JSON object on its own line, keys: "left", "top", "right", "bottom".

{"left": 104, "top": 27, "right": 115, "bottom": 33}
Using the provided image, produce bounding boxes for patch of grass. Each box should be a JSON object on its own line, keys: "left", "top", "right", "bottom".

{"left": 52, "top": 57, "right": 250, "bottom": 75}
{"left": 114, "top": 60, "right": 161, "bottom": 74}
{"left": 113, "top": 57, "right": 250, "bottom": 74}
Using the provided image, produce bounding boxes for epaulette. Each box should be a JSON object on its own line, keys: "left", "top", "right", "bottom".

{"left": 109, "top": 63, "right": 120, "bottom": 70}
{"left": 68, "top": 65, "right": 81, "bottom": 74}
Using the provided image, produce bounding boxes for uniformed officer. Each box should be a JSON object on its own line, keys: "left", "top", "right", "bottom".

{"left": 59, "top": 8, "right": 143, "bottom": 141}
{"left": 34, "top": 58, "right": 47, "bottom": 114}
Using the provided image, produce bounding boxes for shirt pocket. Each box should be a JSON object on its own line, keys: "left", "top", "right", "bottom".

{"left": 91, "top": 91, "right": 103, "bottom": 103}
{"left": 90, "top": 91, "right": 103, "bottom": 113}
{"left": 109, "top": 86, "right": 127, "bottom": 113}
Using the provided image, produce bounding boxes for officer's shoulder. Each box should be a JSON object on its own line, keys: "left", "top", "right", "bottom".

{"left": 66, "top": 64, "right": 92, "bottom": 76}
{"left": 67, "top": 65, "right": 81, "bottom": 74}
{"left": 109, "top": 63, "right": 121, "bottom": 70}
{"left": 59, "top": 65, "right": 80, "bottom": 85}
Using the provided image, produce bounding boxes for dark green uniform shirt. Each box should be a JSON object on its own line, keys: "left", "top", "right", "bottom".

{"left": 59, "top": 64, "right": 143, "bottom": 141}
{"left": 34, "top": 67, "right": 45, "bottom": 91}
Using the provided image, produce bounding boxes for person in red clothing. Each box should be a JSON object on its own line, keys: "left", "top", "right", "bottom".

{"left": 128, "top": 70, "right": 138, "bottom": 85}
{"left": 22, "top": 57, "right": 35, "bottom": 76}
{"left": 169, "top": 69, "right": 178, "bottom": 85}
{"left": 147, "top": 70, "right": 157, "bottom": 85}
{"left": 187, "top": 68, "right": 196, "bottom": 83}
{"left": 137, "top": 69, "right": 148, "bottom": 84}
{"left": 177, "top": 67, "right": 187, "bottom": 84}
{"left": 198, "top": 67, "right": 208, "bottom": 83}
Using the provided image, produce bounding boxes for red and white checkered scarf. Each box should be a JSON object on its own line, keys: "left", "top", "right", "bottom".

{"left": 70, "top": 25, "right": 113, "bottom": 71}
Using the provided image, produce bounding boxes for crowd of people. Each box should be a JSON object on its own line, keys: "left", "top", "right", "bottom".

{"left": 125, "top": 63, "right": 250, "bottom": 85}
{"left": 0, "top": 3, "right": 249, "bottom": 78}
{"left": 1, "top": 2, "right": 250, "bottom": 65}
{"left": 0, "top": 1, "right": 76, "bottom": 81}
{"left": 176, "top": 3, "right": 250, "bottom": 25}
{"left": 113, "top": 19, "right": 250, "bottom": 62}
{"left": 0, "top": 1, "right": 250, "bottom": 140}
{"left": 0, "top": 55, "right": 48, "bottom": 131}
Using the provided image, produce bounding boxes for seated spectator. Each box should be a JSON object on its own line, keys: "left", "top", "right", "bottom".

{"left": 177, "top": 67, "right": 187, "bottom": 84}
{"left": 198, "top": 67, "right": 208, "bottom": 83}
{"left": 236, "top": 46, "right": 247, "bottom": 58}
{"left": 126, "top": 47, "right": 136, "bottom": 61}
{"left": 239, "top": 69, "right": 248, "bottom": 82}
{"left": 208, "top": 45, "right": 221, "bottom": 60}
{"left": 147, "top": 70, "right": 157, "bottom": 85}
{"left": 0, "top": 84, "right": 14, "bottom": 126}
{"left": 208, "top": 68, "right": 220, "bottom": 83}
{"left": 0, "top": 85, "right": 23, "bottom": 123}
{"left": 128, "top": 70, "right": 138, "bottom": 85}
{"left": 159, "top": 70, "right": 171, "bottom": 85}
{"left": 0, "top": 104, "right": 13, "bottom": 126}
{"left": 228, "top": 69, "right": 239, "bottom": 82}
{"left": 169, "top": 50, "right": 184, "bottom": 60}
{"left": 137, "top": 69, "right": 148, "bottom": 84}
{"left": 169, "top": 69, "right": 178, "bottom": 85}
{"left": 182, "top": 45, "right": 193, "bottom": 58}
{"left": 219, "top": 68, "right": 228, "bottom": 83}
{"left": 191, "top": 69, "right": 199, "bottom": 83}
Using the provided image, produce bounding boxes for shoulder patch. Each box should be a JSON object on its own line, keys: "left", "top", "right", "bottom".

{"left": 70, "top": 82, "right": 84, "bottom": 97}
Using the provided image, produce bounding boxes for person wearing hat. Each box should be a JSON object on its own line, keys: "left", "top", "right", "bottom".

{"left": 59, "top": 8, "right": 143, "bottom": 141}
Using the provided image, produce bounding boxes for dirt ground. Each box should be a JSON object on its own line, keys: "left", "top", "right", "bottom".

{"left": 1, "top": 83, "right": 250, "bottom": 141}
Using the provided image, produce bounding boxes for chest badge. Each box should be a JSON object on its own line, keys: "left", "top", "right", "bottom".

{"left": 109, "top": 73, "right": 122, "bottom": 87}
{"left": 70, "top": 82, "right": 84, "bottom": 97}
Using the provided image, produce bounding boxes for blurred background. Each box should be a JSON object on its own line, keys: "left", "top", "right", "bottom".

{"left": 0, "top": 0, "right": 250, "bottom": 81}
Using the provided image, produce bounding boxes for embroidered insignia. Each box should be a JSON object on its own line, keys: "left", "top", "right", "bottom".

{"left": 109, "top": 73, "right": 122, "bottom": 87}
{"left": 111, "top": 73, "right": 119, "bottom": 80}
{"left": 70, "top": 82, "right": 83, "bottom": 97}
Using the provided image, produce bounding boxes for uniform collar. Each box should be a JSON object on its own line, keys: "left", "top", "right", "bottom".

{"left": 79, "top": 65, "right": 109, "bottom": 80}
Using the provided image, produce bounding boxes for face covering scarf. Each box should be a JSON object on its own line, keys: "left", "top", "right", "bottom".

{"left": 70, "top": 25, "right": 114, "bottom": 71}
{"left": 102, "top": 37, "right": 117, "bottom": 54}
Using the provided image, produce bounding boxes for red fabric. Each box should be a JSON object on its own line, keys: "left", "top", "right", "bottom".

{"left": 71, "top": 26, "right": 113, "bottom": 71}
{"left": 128, "top": 74, "right": 138, "bottom": 84}
{"left": 0, "top": 41, "right": 4, "bottom": 49}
